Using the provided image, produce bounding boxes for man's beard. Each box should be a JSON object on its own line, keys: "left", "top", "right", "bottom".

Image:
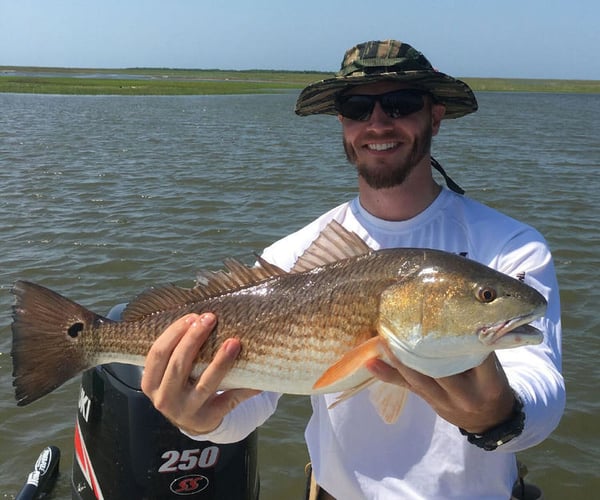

{"left": 343, "top": 122, "right": 433, "bottom": 189}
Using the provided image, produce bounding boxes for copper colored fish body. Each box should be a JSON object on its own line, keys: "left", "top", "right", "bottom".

{"left": 11, "top": 222, "right": 546, "bottom": 422}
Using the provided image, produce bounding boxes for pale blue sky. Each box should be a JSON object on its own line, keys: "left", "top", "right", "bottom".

{"left": 1, "top": 0, "right": 598, "bottom": 80}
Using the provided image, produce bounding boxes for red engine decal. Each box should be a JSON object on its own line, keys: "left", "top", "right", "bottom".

{"left": 169, "top": 474, "right": 209, "bottom": 495}
{"left": 74, "top": 420, "right": 105, "bottom": 499}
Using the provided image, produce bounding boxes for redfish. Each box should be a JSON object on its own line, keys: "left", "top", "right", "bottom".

{"left": 11, "top": 222, "right": 545, "bottom": 422}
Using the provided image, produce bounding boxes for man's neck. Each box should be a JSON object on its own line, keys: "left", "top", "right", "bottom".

{"left": 357, "top": 171, "right": 442, "bottom": 222}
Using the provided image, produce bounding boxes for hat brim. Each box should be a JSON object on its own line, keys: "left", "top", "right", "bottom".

{"left": 295, "top": 70, "right": 478, "bottom": 119}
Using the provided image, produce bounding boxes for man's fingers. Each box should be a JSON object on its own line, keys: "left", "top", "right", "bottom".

{"left": 142, "top": 313, "right": 214, "bottom": 395}
{"left": 163, "top": 313, "right": 217, "bottom": 388}
{"left": 139, "top": 312, "right": 264, "bottom": 435}
{"left": 193, "top": 338, "right": 243, "bottom": 399}
{"left": 183, "top": 339, "right": 260, "bottom": 434}
{"left": 142, "top": 314, "right": 200, "bottom": 393}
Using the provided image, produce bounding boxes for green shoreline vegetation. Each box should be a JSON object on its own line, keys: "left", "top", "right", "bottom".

{"left": 1, "top": 66, "right": 599, "bottom": 95}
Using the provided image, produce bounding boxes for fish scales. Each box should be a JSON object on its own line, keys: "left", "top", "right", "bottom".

{"left": 88, "top": 254, "right": 393, "bottom": 371}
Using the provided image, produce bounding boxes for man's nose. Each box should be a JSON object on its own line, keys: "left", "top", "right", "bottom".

{"left": 367, "top": 102, "right": 394, "bottom": 126}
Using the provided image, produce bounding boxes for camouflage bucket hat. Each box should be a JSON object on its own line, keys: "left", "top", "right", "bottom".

{"left": 295, "top": 40, "right": 478, "bottom": 119}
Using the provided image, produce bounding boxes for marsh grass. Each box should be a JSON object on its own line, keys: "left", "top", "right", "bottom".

{"left": 0, "top": 68, "right": 329, "bottom": 95}
{"left": 463, "top": 77, "right": 600, "bottom": 94}
{"left": 0, "top": 67, "right": 598, "bottom": 95}
{"left": 0, "top": 76, "right": 305, "bottom": 95}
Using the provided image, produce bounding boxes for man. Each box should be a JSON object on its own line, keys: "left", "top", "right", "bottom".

{"left": 141, "top": 40, "right": 564, "bottom": 499}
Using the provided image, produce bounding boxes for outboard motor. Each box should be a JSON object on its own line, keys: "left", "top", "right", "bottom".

{"left": 71, "top": 364, "right": 259, "bottom": 499}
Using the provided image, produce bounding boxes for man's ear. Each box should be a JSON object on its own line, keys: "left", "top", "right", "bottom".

{"left": 431, "top": 103, "right": 446, "bottom": 135}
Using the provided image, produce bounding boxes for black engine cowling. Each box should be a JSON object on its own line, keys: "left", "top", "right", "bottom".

{"left": 71, "top": 363, "right": 259, "bottom": 499}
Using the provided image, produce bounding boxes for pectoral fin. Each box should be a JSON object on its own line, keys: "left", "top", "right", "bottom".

{"left": 315, "top": 336, "right": 408, "bottom": 424}
{"left": 313, "top": 337, "right": 384, "bottom": 390}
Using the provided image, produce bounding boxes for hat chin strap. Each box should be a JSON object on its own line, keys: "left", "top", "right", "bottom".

{"left": 431, "top": 157, "right": 464, "bottom": 194}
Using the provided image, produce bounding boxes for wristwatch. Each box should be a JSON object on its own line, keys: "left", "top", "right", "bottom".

{"left": 459, "top": 393, "right": 525, "bottom": 451}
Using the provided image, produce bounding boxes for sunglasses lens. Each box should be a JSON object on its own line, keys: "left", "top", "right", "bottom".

{"left": 335, "top": 95, "right": 374, "bottom": 121}
{"left": 335, "top": 90, "right": 426, "bottom": 121}
{"left": 381, "top": 91, "right": 425, "bottom": 118}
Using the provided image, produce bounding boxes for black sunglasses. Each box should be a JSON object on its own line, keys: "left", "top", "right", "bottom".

{"left": 335, "top": 89, "right": 428, "bottom": 121}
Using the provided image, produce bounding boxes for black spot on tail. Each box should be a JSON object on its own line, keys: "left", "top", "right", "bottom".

{"left": 68, "top": 322, "right": 84, "bottom": 338}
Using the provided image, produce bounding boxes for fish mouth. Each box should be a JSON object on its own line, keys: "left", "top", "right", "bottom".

{"left": 478, "top": 314, "right": 543, "bottom": 346}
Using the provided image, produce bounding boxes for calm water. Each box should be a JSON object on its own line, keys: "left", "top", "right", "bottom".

{"left": 0, "top": 91, "right": 598, "bottom": 498}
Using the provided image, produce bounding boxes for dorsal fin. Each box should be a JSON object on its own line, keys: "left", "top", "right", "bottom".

{"left": 121, "top": 284, "right": 204, "bottom": 322}
{"left": 291, "top": 220, "right": 372, "bottom": 273}
{"left": 122, "top": 258, "right": 289, "bottom": 322}
{"left": 122, "top": 222, "right": 370, "bottom": 321}
{"left": 195, "top": 257, "right": 288, "bottom": 295}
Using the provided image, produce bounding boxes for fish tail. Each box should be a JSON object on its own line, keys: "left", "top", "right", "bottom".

{"left": 11, "top": 280, "right": 105, "bottom": 406}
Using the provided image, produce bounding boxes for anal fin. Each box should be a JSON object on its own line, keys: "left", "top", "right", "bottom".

{"left": 328, "top": 377, "right": 377, "bottom": 409}
{"left": 368, "top": 382, "right": 409, "bottom": 424}
{"left": 327, "top": 380, "right": 408, "bottom": 424}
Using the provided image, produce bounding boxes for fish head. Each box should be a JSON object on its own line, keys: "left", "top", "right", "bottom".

{"left": 377, "top": 250, "right": 547, "bottom": 377}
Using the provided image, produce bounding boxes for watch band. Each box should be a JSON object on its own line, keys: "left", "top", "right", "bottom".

{"left": 459, "top": 393, "right": 525, "bottom": 451}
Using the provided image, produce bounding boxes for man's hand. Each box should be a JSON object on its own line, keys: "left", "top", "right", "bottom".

{"left": 365, "top": 350, "right": 515, "bottom": 434}
{"left": 141, "top": 313, "right": 261, "bottom": 435}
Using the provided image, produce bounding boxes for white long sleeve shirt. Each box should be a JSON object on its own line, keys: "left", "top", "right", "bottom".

{"left": 187, "top": 188, "right": 565, "bottom": 499}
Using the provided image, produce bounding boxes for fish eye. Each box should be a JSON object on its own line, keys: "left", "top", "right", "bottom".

{"left": 477, "top": 287, "right": 497, "bottom": 303}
